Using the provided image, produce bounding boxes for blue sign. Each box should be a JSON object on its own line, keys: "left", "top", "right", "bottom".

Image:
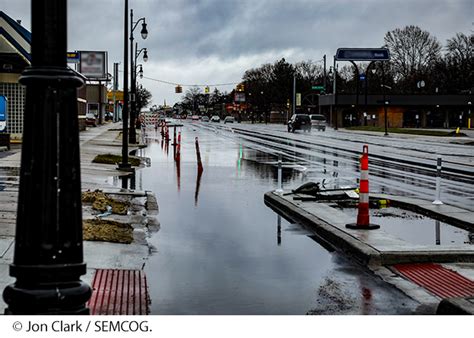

{"left": 359, "top": 74, "right": 366, "bottom": 81}
{"left": 0, "top": 96, "right": 7, "bottom": 121}
{"left": 336, "top": 48, "right": 390, "bottom": 61}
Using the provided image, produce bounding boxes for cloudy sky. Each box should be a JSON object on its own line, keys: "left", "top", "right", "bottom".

{"left": 2, "top": 0, "right": 472, "bottom": 106}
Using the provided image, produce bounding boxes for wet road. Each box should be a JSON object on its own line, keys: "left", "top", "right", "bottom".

{"left": 139, "top": 123, "right": 424, "bottom": 314}
{"left": 205, "top": 123, "right": 474, "bottom": 211}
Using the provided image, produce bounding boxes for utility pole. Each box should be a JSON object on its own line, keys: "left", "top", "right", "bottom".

{"left": 323, "top": 54, "right": 326, "bottom": 93}
{"left": 3, "top": 0, "right": 91, "bottom": 314}
{"left": 292, "top": 74, "right": 296, "bottom": 118}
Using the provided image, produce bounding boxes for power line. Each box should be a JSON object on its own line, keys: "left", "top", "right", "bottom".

{"left": 117, "top": 70, "right": 240, "bottom": 87}
{"left": 142, "top": 75, "right": 240, "bottom": 87}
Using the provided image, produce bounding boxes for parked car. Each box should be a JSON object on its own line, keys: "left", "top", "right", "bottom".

{"left": 85, "top": 112, "right": 97, "bottom": 127}
{"left": 288, "top": 114, "right": 311, "bottom": 132}
{"left": 224, "top": 116, "right": 235, "bottom": 124}
{"left": 309, "top": 114, "right": 327, "bottom": 131}
{"left": 192, "top": 115, "right": 200, "bottom": 120}
{"left": 201, "top": 116, "right": 210, "bottom": 122}
{"left": 210, "top": 115, "right": 220, "bottom": 123}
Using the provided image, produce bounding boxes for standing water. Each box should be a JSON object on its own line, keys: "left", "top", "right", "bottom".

{"left": 131, "top": 124, "right": 420, "bottom": 314}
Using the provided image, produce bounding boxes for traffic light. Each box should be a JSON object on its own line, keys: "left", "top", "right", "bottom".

{"left": 175, "top": 85, "right": 182, "bottom": 93}
{"left": 236, "top": 83, "right": 245, "bottom": 92}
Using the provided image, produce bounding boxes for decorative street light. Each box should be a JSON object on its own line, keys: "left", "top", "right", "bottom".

{"left": 138, "top": 64, "right": 144, "bottom": 79}
{"left": 3, "top": 0, "right": 91, "bottom": 314}
{"left": 130, "top": 8, "right": 148, "bottom": 144}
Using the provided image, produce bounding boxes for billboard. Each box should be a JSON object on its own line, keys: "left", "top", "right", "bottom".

{"left": 78, "top": 51, "right": 108, "bottom": 80}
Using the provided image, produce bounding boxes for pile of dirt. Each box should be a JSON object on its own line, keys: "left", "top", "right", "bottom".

{"left": 83, "top": 219, "right": 133, "bottom": 244}
{"left": 82, "top": 190, "right": 129, "bottom": 215}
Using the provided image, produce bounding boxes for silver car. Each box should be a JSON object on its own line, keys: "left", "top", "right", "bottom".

{"left": 310, "top": 114, "right": 327, "bottom": 131}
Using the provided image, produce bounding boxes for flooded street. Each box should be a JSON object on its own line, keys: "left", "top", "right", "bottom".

{"left": 137, "top": 123, "right": 421, "bottom": 314}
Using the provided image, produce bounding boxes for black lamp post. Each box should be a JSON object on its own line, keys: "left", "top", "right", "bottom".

{"left": 118, "top": 0, "right": 131, "bottom": 170}
{"left": 129, "top": 9, "right": 148, "bottom": 144}
{"left": 3, "top": 0, "right": 91, "bottom": 314}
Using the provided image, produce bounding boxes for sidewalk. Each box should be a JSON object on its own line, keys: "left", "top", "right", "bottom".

{"left": 0, "top": 122, "right": 157, "bottom": 313}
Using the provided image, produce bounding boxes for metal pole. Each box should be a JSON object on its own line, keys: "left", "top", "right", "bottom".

{"left": 292, "top": 74, "right": 296, "bottom": 117}
{"left": 3, "top": 0, "right": 91, "bottom": 314}
{"left": 323, "top": 54, "right": 326, "bottom": 93}
{"left": 113, "top": 62, "right": 118, "bottom": 122}
{"left": 432, "top": 155, "right": 443, "bottom": 205}
{"left": 350, "top": 61, "right": 360, "bottom": 124}
{"left": 118, "top": 0, "right": 131, "bottom": 170}
{"left": 129, "top": 9, "right": 137, "bottom": 143}
{"left": 382, "top": 65, "right": 388, "bottom": 136}
{"left": 365, "top": 61, "right": 374, "bottom": 126}
{"left": 98, "top": 80, "right": 103, "bottom": 124}
{"left": 276, "top": 154, "right": 283, "bottom": 194}
{"left": 334, "top": 57, "right": 338, "bottom": 130}
{"left": 277, "top": 215, "right": 282, "bottom": 246}
{"left": 435, "top": 220, "right": 441, "bottom": 245}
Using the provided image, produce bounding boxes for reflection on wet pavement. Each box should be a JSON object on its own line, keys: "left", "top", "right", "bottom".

{"left": 121, "top": 125, "right": 424, "bottom": 315}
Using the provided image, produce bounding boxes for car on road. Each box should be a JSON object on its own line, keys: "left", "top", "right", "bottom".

{"left": 224, "top": 116, "right": 235, "bottom": 124}
{"left": 201, "top": 116, "right": 210, "bottom": 122}
{"left": 309, "top": 114, "right": 327, "bottom": 131}
{"left": 85, "top": 112, "right": 97, "bottom": 127}
{"left": 192, "top": 115, "right": 200, "bottom": 120}
{"left": 210, "top": 115, "right": 220, "bottom": 123}
{"left": 288, "top": 114, "right": 311, "bottom": 132}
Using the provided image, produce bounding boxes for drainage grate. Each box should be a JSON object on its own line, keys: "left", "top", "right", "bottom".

{"left": 88, "top": 269, "right": 150, "bottom": 315}
{"left": 394, "top": 263, "right": 474, "bottom": 299}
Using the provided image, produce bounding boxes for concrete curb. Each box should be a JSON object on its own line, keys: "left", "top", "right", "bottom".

{"left": 264, "top": 191, "right": 474, "bottom": 265}
{"left": 264, "top": 192, "right": 382, "bottom": 266}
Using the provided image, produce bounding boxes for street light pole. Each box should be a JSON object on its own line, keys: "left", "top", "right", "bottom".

{"left": 364, "top": 61, "right": 375, "bottom": 126}
{"left": 118, "top": 0, "right": 131, "bottom": 170}
{"left": 3, "top": 0, "right": 91, "bottom": 314}
{"left": 382, "top": 65, "right": 389, "bottom": 136}
{"left": 292, "top": 74, "right": 296, "bottom": 117}
{"left": 333, "top": 56, "right": 338, "bottom": 130}
{"left": 129, "top": 9, "right": 148, "bottom": 144}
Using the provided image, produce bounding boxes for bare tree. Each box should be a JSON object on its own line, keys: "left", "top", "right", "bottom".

{"left": 295, "top": 60, "right": 322, "bottom": 82}
{"left": 384, "top": 25, "right": 442, "bottom": 80}
{"left": 446, "top": 32, "right": 473, "bottom": 63}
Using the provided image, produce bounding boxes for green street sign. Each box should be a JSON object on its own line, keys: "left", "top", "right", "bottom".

{"left": 312, "top": 86, "right": 325, "bottom": 90}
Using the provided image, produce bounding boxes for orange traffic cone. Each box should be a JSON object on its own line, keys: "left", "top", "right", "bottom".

{"left": 346, "top": 145, "right": 380, "bottom": 230}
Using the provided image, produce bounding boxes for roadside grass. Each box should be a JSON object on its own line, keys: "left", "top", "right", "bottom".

{"left": 345, "top": 126, "right": 462, "bottom": 137}
{"left": 92, "top": 153, "right": 141, "bottom": 166}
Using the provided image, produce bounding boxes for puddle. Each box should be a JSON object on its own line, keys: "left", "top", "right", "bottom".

{"left": 338, "top": 205, "right": 473, "bottom": 246}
